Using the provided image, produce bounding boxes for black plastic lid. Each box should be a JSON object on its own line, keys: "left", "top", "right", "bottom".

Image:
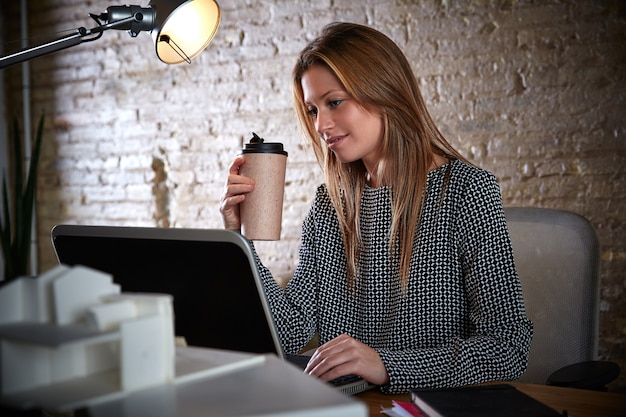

{"left": 239, "top": 132, "right": 288, "bottom": 156}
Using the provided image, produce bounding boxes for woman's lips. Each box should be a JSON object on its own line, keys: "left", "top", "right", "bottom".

{"left": 326, "top": 135, "right": 345, "bottom": 149}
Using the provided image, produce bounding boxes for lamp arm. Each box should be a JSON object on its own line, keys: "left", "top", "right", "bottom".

{"left": 0, "top": 13, "right": 150, "bottom": 70}
{"left": 0, "top": 29, "right": 87, "bottom": 70}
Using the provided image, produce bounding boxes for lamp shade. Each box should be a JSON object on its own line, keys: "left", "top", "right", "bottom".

{"left": 150, "top": 0, "right": 221, "bottom": 64}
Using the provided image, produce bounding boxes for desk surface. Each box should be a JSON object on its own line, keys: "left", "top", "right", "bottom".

{"left": 355, "top": 382, "right": 626, "bottom": 417}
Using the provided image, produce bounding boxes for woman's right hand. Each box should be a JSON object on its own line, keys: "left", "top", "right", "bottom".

{"left": 219, "top": 156, "right": 255, "bottom": 231}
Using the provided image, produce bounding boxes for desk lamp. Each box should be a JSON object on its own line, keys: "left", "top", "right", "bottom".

{"left": 0, "top": 0, "right": 221, "bottom": 69}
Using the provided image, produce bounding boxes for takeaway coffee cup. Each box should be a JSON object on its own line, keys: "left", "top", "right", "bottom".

{"left": 238, "top": 133, "right": 288, "bottom": 240}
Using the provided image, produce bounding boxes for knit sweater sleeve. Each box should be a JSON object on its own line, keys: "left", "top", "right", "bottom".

{"left": 251, "top": 186, "right": 330, "bottom": 353}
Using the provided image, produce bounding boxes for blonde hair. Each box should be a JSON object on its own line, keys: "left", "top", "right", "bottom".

{"left": 292, "top": 22, "right": 468, "bottom": 290}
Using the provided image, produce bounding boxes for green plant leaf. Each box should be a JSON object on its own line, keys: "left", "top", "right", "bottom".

{"left": 0, "top": 177, "right": 13, "bottom": 279}
{"left": 1, "top": 114, "right": 44, "bottom": 281}
{"left": 18, "top": 114, "right": 44, "bottom": 275}
{"left": 13, "top": 117, "right": 26, "bottom": 277}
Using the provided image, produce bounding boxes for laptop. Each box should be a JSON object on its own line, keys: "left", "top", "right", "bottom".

{"left": 51, "top": 224, "right": 375, "bottom": 396}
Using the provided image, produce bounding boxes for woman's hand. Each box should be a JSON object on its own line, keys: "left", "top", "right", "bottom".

{"left": 304, "top": 334, "right": 390, "bottom": 386}
{"left": 219, "top": 156, "right": 255, "bottom": 231}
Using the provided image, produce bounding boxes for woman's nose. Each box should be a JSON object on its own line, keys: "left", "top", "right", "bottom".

{"left": 316, "top": 109, "right": 333, "bottom": 135}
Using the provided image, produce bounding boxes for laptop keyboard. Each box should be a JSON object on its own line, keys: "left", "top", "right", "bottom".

{"left": 327, "top": 373, "right": 363, "bottom": 386}
{"left": 285, "top": 352, "right": 311, "bottom": 368}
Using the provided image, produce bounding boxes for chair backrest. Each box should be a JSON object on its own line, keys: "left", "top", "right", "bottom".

{"left": 504, "top": 207, "right": 601, "bottom": 384}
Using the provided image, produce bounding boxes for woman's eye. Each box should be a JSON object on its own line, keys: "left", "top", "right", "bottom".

{"left": 306, "top": 107, "right": 318, "bottom": 117}
{"left": 329, "top": 99, "right": 342, "bottom": 108}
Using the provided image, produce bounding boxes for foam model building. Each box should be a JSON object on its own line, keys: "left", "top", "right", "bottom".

{"left": 0, "top": 265, "right": 369, "bottom": 417}
{"left": 0, "top": 264, "right": 175, "bottom": 409}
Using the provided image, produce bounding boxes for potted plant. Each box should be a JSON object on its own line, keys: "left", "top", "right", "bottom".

{"left": 0, "top": 114, "right": 44, "bottom": 283}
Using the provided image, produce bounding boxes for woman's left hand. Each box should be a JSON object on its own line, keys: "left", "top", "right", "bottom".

{"left": 304, "top": 333, "right": 390, "bottom": 385}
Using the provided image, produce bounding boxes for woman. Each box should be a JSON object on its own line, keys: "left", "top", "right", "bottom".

{"left": 220, "top": 22, "right": 532, "bottom": 394}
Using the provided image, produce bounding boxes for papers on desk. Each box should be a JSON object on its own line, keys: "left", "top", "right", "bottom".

{"left": 381, "top": 399, "right": 428, "bottom": 417}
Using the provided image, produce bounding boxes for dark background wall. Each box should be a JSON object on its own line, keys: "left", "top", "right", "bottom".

{"left": 1, "top": 0, "right": 625, "bottom": 391}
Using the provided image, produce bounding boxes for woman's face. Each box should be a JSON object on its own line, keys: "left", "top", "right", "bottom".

{"left": 301, "top": 65, "right": 383, "bottom": 173}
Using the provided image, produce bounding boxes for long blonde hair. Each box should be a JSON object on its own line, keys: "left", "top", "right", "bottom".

{"left": 292, "top": 22, "right": 468, "bottom": 289}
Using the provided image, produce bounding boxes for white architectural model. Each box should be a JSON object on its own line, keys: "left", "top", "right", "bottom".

{"left": 0, "top": 265, "right": 175, "bottom": 407}
{"left": 0, "top": 265, "right": 368, "bottom": 417}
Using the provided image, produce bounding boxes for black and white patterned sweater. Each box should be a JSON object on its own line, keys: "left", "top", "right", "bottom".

{"left": 253, "top": 159, "right": 533, "bottom": 394}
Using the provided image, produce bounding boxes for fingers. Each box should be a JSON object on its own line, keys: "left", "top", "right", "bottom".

{"left": 220, "top": 156, "right": 255, "bottom": 230}
{"left": 227, "top": 155, "right": 245, "bottom": 175}
{"left": 304, "top": 334, "right": 390, "bottom": 385}
{"left": 223, "top": 157, "right": 255, "bottom": 199}
{"left": 305, "top": 335, "right": 354, "bottom": 380}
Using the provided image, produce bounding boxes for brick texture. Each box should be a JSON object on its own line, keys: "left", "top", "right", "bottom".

{"left": 2, "top": 0, "right": 625, "bottom": 391}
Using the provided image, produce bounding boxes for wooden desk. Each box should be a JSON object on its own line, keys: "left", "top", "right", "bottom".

{"left": 355, "top": 382, "right": 626, "bottom": 417}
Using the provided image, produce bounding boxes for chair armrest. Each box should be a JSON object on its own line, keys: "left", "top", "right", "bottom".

{"left": 546, "top": 360, "right": 621, "bottom": 391}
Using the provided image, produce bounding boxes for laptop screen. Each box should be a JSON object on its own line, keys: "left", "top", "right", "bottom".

{"left": 51, "top": 225, "right": 282, "bottom": 356}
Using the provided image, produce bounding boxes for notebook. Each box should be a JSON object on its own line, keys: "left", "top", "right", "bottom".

{"left": 51, "top": 224, "right": 375, "bottom": 396}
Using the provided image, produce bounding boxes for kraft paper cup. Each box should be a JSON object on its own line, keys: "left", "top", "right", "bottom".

{"left": 238, "top": 134, "right": 288, "bottom": 240}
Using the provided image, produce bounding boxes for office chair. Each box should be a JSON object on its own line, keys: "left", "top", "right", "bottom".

{"left": 504, "top": 207, "right": 620, "bottom": 391}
